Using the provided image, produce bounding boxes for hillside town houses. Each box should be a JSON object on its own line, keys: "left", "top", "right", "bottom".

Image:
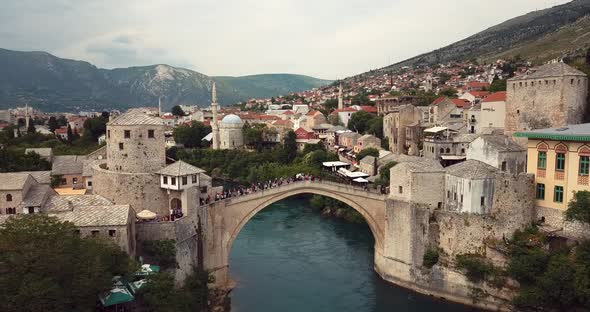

{"left": 1, "top": 58, "right": 590, "bottom": 271}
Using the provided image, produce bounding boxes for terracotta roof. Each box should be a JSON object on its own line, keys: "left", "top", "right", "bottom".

{"left": 451, "top": 99, "right": 470, "bottom": 108}
{"left": 482, "top": 91, "right": 507, "bottom": 103}
{"left": 360, "top": 106, "right": 378, "bottom": 113}
{"left": 466, "top": 81, "right": 490, "bottom": 88}
{"left": 273, "top": 120, "right": 293, "bottom": 126}
{"left": 432, "top": 96, "right": 447, "bottom": 105}
{"left": 468, "top": 91, "right": 490, "bottom": 97}
{"left": 283, "top": 110, "right": 294, "bottom": 115}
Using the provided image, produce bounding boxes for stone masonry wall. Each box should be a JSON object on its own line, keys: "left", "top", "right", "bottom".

{"left": 92, "top": 163, "right": 169, "bottom": 216}
{"left": 106, "top": 124, "right": 166, "bottom": 173}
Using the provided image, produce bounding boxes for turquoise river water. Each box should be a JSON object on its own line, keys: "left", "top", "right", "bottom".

{"left": 229, "top": 196, "right": 478, "bottom": 312}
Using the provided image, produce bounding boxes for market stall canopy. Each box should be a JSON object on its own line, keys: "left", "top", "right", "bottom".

{"left": 136, "top": 210, "right": 157, "bottom": 220}
{"left": 337, "top": 168, "right": 370, "bottom": 178}
{"left": 99, "top": 286, "right": 134, "bottom": 307}
{"left": 440, "top": 155, "right": 466, "bottom": 160}
{"left": 353, "top": 177, "right": 369, "bottom": 183}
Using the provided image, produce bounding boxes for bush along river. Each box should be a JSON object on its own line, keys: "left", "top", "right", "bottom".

{"left": 228, "top": 195, "right": 478, "bottom": 312}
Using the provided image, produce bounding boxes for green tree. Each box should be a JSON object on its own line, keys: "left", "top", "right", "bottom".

{"left": 173, "top": 122, "right": 212, "bottom": 149}
{"left": 356, "top": 147, "right": 379, "bottom": 161}
{"left": 244, "top": 124, "right": 266, "bottom": 151}
{"left": 375, "top": 161, "right": 397, "bottom": 186}
{"left": 26, "top": 120, "right": 36, "bottom": 134}
{"left": 82, "top": 115, "right": 108, "bottom": 142}
{"left": 348, "top": 111, "right": 374, "bottom": 133}
{"left": 281, "top": 130, "right": 298, "bottom": 164}
{"left": 66, "top": 124, "right": 74, "bottom": 144}
{"left": 171, "top": 105, "right": 185, "bottom": 117}
{"left": 323, "top": 99, "right": 339, "bottom": 113}
{"left": 368, "top": 116, "right": 383, "bottom": 138}
{"left": 0, "top": 215, "right": 135, "bottom": 312}
{"left": 439, "top": 88, "right": 458, "bottom": 98}
{"left": 489, "top": 77, "right": 507, "bottom": 92}
{"left": 566, "top": 191, "right": 590, "bottom": 223}
{"left": 47, "top": 116, "right": 59, "bottom": 133}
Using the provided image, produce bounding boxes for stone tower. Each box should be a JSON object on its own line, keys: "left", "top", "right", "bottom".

{"left": 505, "top": 62, "right": 588, "bottom": 137}
{"left": 211, "top": 82, "right": 221, "bottom": 150}
{"left": 105, "top": 111, "right": 166, "bottom": 173}
{"left": 338, "top": 82, "right": 344, "bottom": 110}
{"left": 25, "top": 103, "right": 30, "bottom": 130}
{"left": 158, "top": 96, "right": 162, "bottom": 117}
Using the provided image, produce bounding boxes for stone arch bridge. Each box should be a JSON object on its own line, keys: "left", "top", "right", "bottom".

{"left": 201, "top": 180, "right": 388, "bottom": 285}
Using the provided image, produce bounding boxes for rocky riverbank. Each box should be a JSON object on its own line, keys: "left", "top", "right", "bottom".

{"left": 320, "top": 206, "right": 366, "bottom": 224}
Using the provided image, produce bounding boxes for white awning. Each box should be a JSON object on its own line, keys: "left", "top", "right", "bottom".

{"left": 440, "top": 155, "right": 466, "bottom": 160}
{"left": 424, "top": 126, "right": 448, "bottom": 133}
{"left": 338, "top": 148, "right": 346, "bottom": 152}
{"left": 322, "top": 161, "right": 350, "bottom": 167}
{"left": 202, "top": 132, "right": 213, "bottom": 141}
{"left": 353, "top": 177, "right": 369, "bottom": 183}
{"left": 337, "top": 168, "right": 369, "bottom": 178}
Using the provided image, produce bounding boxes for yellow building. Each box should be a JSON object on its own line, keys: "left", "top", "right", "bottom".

{"left": 515, "top": 124, "right": 590, "bottom": 229}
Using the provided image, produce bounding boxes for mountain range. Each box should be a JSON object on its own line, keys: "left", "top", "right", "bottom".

{"left": 0, "top": 48, "right": 331, "bottom": 112}
{"left": 373, "top": 0, "right": 590, "bottom": 73}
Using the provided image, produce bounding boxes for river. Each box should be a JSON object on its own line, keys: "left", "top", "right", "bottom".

{"left": 229, "top": 196, "right": 478, "bottom": 312}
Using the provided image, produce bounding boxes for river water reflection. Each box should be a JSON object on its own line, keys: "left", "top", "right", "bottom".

{"left": 229, "top": 197, "right": 478, "bottom": 312}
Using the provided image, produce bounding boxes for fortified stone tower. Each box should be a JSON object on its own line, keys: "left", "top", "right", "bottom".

{"left": 106, "top": 111, "right": 166, "bottom": 173}
{"left": 93, "top": 110, "right": 169, "bottom": 216}
{"left": 505, "top": 62, "right": 588, "bottom": 137}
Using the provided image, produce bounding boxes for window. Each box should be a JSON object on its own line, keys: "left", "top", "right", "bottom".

{"left": 480, "top": 196, "right": 485, "bottom": 206}
{"left": 91, "top": 230, "right": 100, "bottom": 237}
{"left": 171, "top": 177, "right": 176, "bottom": 185}
{"left": 148, "top": 129, "right": 155, "bottom": 138}
{"left": 538, "top": 151, "right": 547, "bottom": 169}
{"left": 501, "top": 161, "right": 507, "bottom": 171}
{"left": 440, "top": 148, "right": 444, "bottom": 154}
{"left": 454, "top": 192, "right": 457, "bottom": 200}
{"left": 28, "top": 207, "right": 34, "bottom": 214}
{"left": 447, "top": 190, "right": 450, "bottom": 198}
{"left": 571, "top": 79, "right": 575, "bottom": 85}
{"left": 163, "top": 176, "right": 168, "bottom": 184}
{"left": 192, "top": 175, "right": 197, "bottom": 183}
{"left": 182, "top": 176, "right": 188, "bottom": 185}
{"left": 556, "top": 153, "right": 566, "bottom": 171}
{"left": 460, "top": 195, "right": 463, "bottom": 203}
{"left": 536, "top": 183, "right": 545, "bottom": 200}
{"left": 119, "top": 143, "right": 124, "bottom": 150}
{"left": 72, "top": 178, "right": 78, "bottom": 184}
{"left": 109, "top": 230, "right": 116, "bottom": 237}
{"left": 124, "top": 130, "right": 131, "bottom": 138}
{"left": 398, "top": 186, "right": 403, "bottom": 194}
{"left": 580, "top": 156, "right": 590, "bottom": 176}
{"left": 446, "top": 148, "right": 451, "bottom": 154}
{"left": 87, "top": 181, "right": 93, "bottom": 187}
{"left": 60, "top": 178, "right": 67, "bottom": 185}
{"left": 6, "top": 194, "right": 12, "bottom": 202}
{"left": 517, "top": 110, "right": 520, "bottom": 114}
{"left": 554, "top": 186, "right": 564, "bottom": 203}
{"left": 107, "top": 130, "right": 110, "bottom": 139}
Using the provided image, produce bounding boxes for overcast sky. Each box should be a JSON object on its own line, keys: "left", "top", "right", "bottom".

{"left": 0, "top": 0, "right": 570, "bottom": 79}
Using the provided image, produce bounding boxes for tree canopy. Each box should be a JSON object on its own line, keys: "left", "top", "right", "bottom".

{"left": 171, "top": 105, "right": 185, "bottom": 117}
{"left": 566, "top": 191, "right": 590, "bottom": 224}
{"left": 0, "top": 215, "right": 135, "bottom": 312}
{"left": 356, "top": 147, "right": 379, "bottom": 162}
{"left": 173, "top": 122, "right": 212, "bottom": 149}
{"left": 348, "top": 111, "right": 375, "bottom": 133}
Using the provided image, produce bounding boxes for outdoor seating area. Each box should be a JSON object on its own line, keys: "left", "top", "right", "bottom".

{"left": 97, "top": 264, "right": 161, "bottom": 311}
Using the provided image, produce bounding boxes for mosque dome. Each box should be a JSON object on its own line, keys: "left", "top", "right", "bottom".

{"left": 221, "top": 114, "right": 243, "bottom": 125}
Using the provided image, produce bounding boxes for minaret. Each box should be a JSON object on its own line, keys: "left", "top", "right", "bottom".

{"left": 211, "top": 82, "right": 220, "bottom": 150}
{"left": 158, "top": 96, "right": 162, "bottom": 116}
{"left": 338, "top": 82, "right": 344, "bottom": 110}
{"left": 25, "top": 103, "right": 30, "bottom": 129}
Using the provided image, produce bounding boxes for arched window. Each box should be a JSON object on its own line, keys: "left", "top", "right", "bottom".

{"left": 440, "top": 148, "right": 444, "bottom": 154}
{"left": 446, "top": 148, "right": 451, "bottom": 153}
{"left": 6, "top": 194, "right": 12, "bottom": 202}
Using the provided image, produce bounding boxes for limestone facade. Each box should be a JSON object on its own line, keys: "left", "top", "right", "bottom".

{"left": 505, "top": 62, "right": 588, "bottom": 137}
{"left": 383, "top": 105, "right": 425, "bottom": 155}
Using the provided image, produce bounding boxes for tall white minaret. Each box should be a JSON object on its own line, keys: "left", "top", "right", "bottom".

{"left": 338, "top": 82, "right": 344, "bottom": 110}
{"left": 211, "top": 82, "right": 220, "bottom": 150}
{"left": 25, "top": 103, "right": 30, "bottom": 129}
{"left": 158, "top": 96, "right": 162, "bottom": 116}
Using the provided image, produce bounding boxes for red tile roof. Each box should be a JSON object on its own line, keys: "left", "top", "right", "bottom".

{"left": 432, "top": 96, "right": 447, "bottom": 106}
{"left": 466, "top": 81, "right": 490, "bottom": 88}
{"left": 451, "top": 99, "right": 470, "bottom": 108}
{"left": 283, "top": 110, "right": 294, "bottom": 115}
{"left": 360, "top": 106, "right": 378, "bottom": 113}
{"left": 482, "top": 91, "right": 507, "bottom": 103}
{"left": 273, "top": 120, "right": 293, "bottom": 126}
{"left": 468, "top": 91, "right": 490, "bottom": 97}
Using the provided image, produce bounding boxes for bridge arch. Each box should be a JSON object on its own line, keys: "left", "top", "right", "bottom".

{"left": 227, "top": 187, "right": 384, "bottom": 255}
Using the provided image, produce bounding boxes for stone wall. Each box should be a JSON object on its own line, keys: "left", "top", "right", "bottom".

{"left": 106, "top": 124, "right": 166, "bottom": 173}
{"left": 505, "top": 75, "right": 588, "bottom": 135}
{"left": 536, "top": 205, "right": 590, "bottom": 240}
{"left": 92, "top": 163, "right": 169, "bottom": 216}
